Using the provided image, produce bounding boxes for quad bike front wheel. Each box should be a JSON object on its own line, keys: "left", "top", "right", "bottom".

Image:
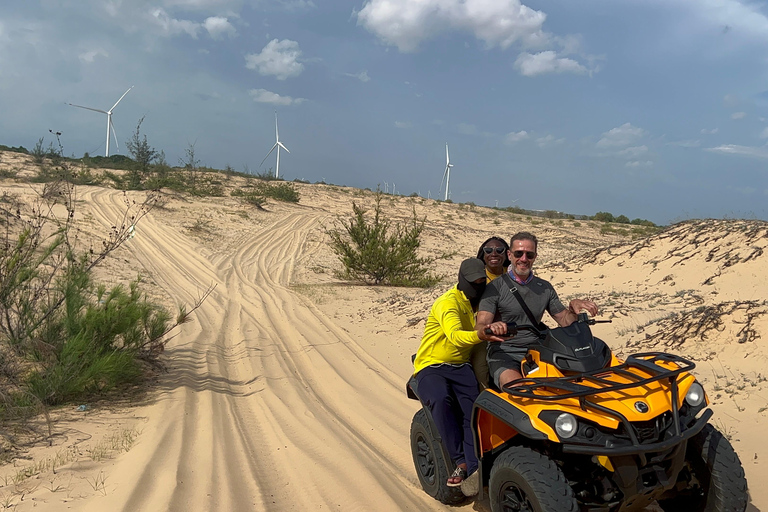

{"left": 409, "top": 409, "right": 465, "bottom": 505}
{"left": 657, "top": 423, "right": 748, "bottom": 512}
{"left": 489, "top": 446, "right": 578, "bottom": 512}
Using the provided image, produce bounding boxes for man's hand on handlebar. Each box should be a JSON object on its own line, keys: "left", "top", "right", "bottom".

{"left": 478, "top": 321, "right": 512, "bottom": 343}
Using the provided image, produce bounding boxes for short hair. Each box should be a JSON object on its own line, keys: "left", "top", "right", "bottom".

{"left": 510, "top": 231, "right": 538, "bottom": 252}
{"left": 476, "top": 236, "right": 512, "bottom": 267}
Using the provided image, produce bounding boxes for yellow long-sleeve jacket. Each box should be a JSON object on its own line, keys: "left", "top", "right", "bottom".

{"left": 413, "top": 285, "right": 482, "bottom": 375}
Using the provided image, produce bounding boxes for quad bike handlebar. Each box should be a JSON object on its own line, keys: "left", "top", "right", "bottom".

{"left": 484, "top": 312, "right": 611, "bottom": 338}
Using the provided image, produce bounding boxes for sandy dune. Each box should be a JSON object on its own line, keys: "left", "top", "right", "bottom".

{"left": 0, "top": 159, "right": 765, "bottom": 511}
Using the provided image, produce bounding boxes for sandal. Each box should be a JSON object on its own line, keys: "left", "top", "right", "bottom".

{"left": 447, "top": 466, "right": 467, "bottom": 487}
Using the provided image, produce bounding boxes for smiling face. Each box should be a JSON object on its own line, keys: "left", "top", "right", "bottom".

{"left": 509, "top": 238, "right": 537, "bottom": 279}
{"left": 482, "top": 239, "right": 507, "bottom": 274}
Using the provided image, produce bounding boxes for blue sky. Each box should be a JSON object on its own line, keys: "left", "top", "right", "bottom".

{"left": 1, "top": 0, "right": 768, "bottom": 224}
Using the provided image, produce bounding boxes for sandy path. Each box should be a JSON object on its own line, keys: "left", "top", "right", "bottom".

{"left": 70, "top": 190, "right": 443, "bottom": 511}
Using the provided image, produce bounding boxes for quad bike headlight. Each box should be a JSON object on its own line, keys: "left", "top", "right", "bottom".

{"left": 685, "top": 382, "right": 705, "bottom": 407}
{"left": 555, "top": 413, "right": 578, "bottom": 439}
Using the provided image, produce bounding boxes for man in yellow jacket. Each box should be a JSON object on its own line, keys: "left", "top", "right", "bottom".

{"left": 413, "top": 258, "right": 506, "bottom": 491}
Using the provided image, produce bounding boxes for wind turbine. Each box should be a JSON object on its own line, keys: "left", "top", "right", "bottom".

{"left": 439, "top": 142, "right": 454, "bottom": 201}
{"left": 260, "top": 111, "right": 290, "bottom": 178}
{"left": 68, "top": 86, "right": 134, "bottom": 157}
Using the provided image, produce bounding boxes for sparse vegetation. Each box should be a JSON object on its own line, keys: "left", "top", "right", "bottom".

{"left": 0, "top": 179, "right": 210, "bottom": 427}
{"left": 125, "top": 116, "right": 159, "bottom": 189}
{"left": 326, "top": 190, "right": 438, "bottom": 287}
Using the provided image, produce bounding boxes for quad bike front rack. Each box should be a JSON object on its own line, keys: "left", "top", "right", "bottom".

{"left": 502, "top": 352, "right": 708, "bottom": 453}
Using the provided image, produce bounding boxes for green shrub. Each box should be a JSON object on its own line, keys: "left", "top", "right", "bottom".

{"left": 0, "top": 181, "right": 204, "bottom": 419}
{"left": 254, "top": 181, "right": 300, "bottom": 203}
{"left": 26, "top": 278, "right": 171, "bottom": 405}
{"left": 326, "top": 191, "right": 438, "bottom": 287}
{"left": 231, "top": 188, "right": 266, "bottom": 209}
{"left": 0, "top": 145, "right": 29, "bottom": 154}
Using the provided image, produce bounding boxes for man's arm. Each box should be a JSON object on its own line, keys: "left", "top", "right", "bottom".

{"left": 476, "top": 311, "right": 508, "bottom": 340}
{"left": 551, "top": 299, "right": 599, "bottom": 327}
{"left": 476, "top": 311, "right": 495, "bottom": 333}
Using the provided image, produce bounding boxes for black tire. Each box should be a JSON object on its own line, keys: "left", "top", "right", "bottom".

{"left": 409, "top": 409, "right": 465, "bottom": 505}
{"left": 657, "top": 423, "right": 748, "bottom": 512}
{"left": 489, "top": 446, "right": 577, "bottom": 512}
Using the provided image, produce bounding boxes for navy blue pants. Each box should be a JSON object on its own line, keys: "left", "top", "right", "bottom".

{"left": 415, "top": 364, "right": 479, "bottom": 474}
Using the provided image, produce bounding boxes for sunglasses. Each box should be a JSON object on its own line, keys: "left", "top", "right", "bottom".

{"left": 482, "top": 246, "right": 506, "bottom": 255}
{"left": 512, "top": 250, "right": 536, "bottom": 259}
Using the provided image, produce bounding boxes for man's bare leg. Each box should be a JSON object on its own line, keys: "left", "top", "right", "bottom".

{"left": 498, "top": 368, "right": 523, "bottom": 389}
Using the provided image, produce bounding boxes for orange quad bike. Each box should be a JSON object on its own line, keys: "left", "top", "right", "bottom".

{"left": 407, "top": 314, "right": 749, "bottom": 512}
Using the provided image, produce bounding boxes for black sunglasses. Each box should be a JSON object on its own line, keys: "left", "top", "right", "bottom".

{"left": 512, "top": 250, "right": 536, "bottom": 259}
{"left": 482, "top": 246, "right": 506, "bottom": 255}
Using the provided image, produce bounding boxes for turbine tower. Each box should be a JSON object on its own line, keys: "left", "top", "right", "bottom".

{"left": 260, "top": 111, "right": 290, "bottom": 178}
{"left": 68, "top": 86, "right": 134, "bottom": 157}
{"left": 439, "top": 142, "right": 454, "bottom": 201}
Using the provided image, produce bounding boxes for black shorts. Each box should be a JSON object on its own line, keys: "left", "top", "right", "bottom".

{"left": 487, "top": 344, "right": 529, "bottom": 388}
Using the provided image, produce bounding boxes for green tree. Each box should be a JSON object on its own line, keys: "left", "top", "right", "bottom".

{"left": 125, "top": 116, "right": 158, "bottom": 189}
{"left": 592, "top": 211, "right": 615, "bottom": 223}
{"left": 327, "top": 191, "right": 438, "bottom": 287}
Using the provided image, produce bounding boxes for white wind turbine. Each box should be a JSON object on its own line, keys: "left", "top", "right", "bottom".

{"left": 68, "top": 86, "right": 134, "bottom": 157}
{"left": 439, "top": 142, "right": 454, "bottom": 201}
{"left": 260, "top": 111, "right": 290, "bottom": 178}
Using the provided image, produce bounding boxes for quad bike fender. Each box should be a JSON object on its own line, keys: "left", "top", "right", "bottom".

{"left": 472, "top": 390, "right": 549, "bottom": 457}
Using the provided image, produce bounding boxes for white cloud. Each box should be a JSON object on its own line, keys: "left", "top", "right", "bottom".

{"left": 505, "top": 130, "right": 529, "bottom": 143}
{"left": 457, "top": 123, "right": 483, "bottom": 135}
{"left": 731, "top": 186, "right": 757, "bottom": 195}
{"left": 248, "top": 88, "right": 306, "bottom": 106}
{"left": 760, "top": 127, "right": 768, "bottom": 138}
{"left": 535, "top": 134, "right": 564, "bottom": 147}
{"left": 625, "top": 160, "right": 653, "bottom": 168}
{"left": 700, "top": 128, "right": 719, "bottom": 135}
{"left": 204, "top": 16, "right": 236, "bottom": 39}
{"left": 356, "top": 0, "right": 548, "bottom": 53}
{"left": 596, "top": 123, "right": 645, "bottom": 148}
{"left": 149, "top": 8, "right": 201, "bottom": 38}
{"left": 724, "top": 94, "right": 739, "bottom": 107}
{"left": 78, "top": 49, "right": 109, "bottom": 63}
{"left": 345, "top": 70, "right": 371, "bottom": 82}
{"left": 706, "top": 144, "right": 768, "bottom": 159}
{"left": 617, "top": 145, "right": 648, "bottom": 158}
{"left": 731, "top": 111, "right": 747, "bottom": 120}
{"left": 245, "top": 39, "right": 304, "bottom": 80}
{"left": 692, "top": 1, "right": 768, "bottom": 45}
{"left": 160, "top": 0, "right": 243, "bottom": 10}
{"left": 394, "top": 121, "right": 411, "bottom": 128}
{"left": 667, "top": 139, "right": 701, "bottom": 148}
{"left": 514, "top": 51, "right": 586, "bottom": 76}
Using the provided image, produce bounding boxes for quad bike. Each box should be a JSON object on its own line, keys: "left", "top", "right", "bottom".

{"left": 407, "top": 314, "right": 749, "bottom": 511}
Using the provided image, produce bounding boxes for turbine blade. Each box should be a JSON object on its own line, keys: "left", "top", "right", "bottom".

{"left": 275, "top": 111, "right": 279, "bottom": 141}
{"left": 277, "top": 142, "right": 290, "bottom": 153}
{"left": 68, "top": 103, "right": 108, "bottom": 114}
{"left": 110, "top": 85, "right": 134, "bottom": 112}
{"left": 446, "top": 143, "right": 450, "bottom": 164}
{"left": 260, "top": 143, "right": 278, "bottom": 167}
{"left": 110, "top": 119, "right": 119, "bottom": 151}
{"left": 439, "top": 167, "right": 448, "bottom": 193}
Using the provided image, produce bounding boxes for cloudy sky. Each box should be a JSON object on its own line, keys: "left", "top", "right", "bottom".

{"left": 2, "top": 0, "right": 768, "bottom": 224}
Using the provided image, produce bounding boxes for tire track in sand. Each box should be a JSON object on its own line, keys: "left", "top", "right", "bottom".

{"left": 73, "top": 190, "right": 450, "bottom": 512}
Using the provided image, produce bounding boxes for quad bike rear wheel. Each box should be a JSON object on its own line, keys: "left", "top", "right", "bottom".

{"left": 409, "top": 409, "right": 465, "bottom": 505}
{"left": 489, "top": 446, "right": 578, "bottom": 512}
{"left": 657, "top": 423, "right": 748, "bottom": 512}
